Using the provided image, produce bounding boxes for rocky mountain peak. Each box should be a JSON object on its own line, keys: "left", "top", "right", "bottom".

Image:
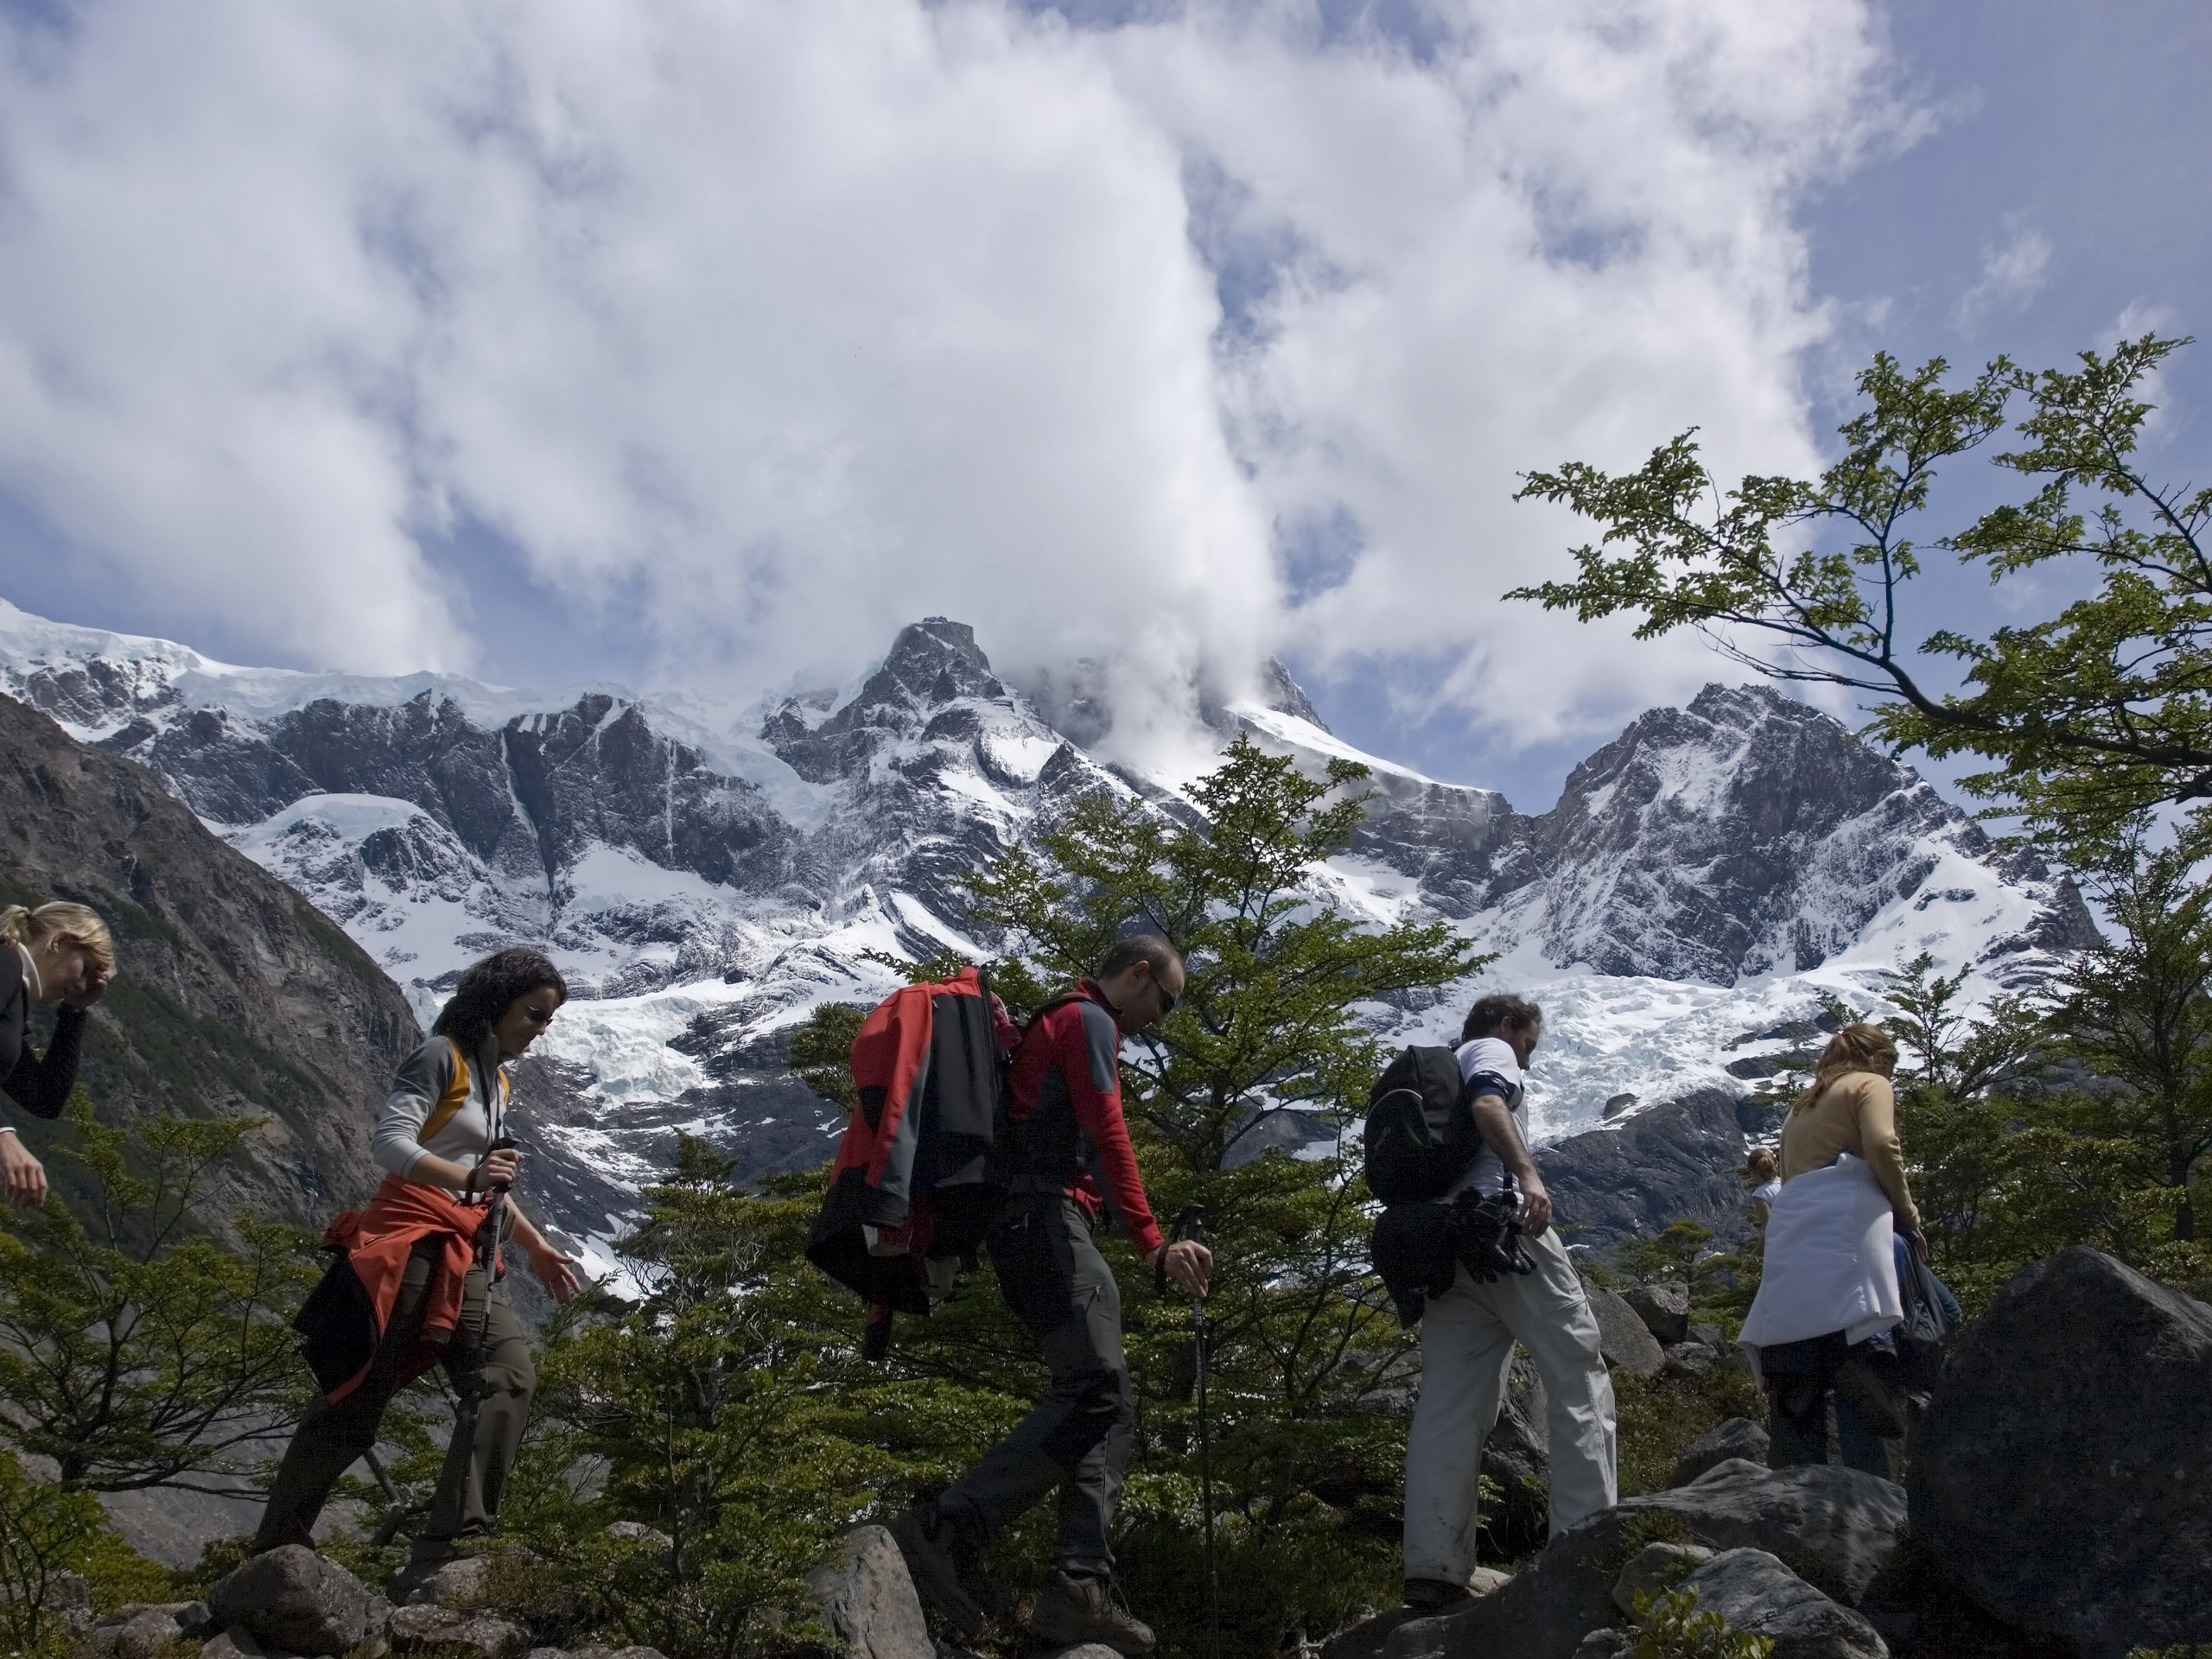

{"left": 762, "top": 618, "right": 1010, "bottom": 784}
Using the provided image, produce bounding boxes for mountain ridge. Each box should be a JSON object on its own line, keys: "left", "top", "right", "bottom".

{"left": 0, "top": 596, "right": 2098, "bottom": 1262}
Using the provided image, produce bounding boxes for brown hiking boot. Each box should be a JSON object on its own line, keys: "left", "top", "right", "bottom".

{"left": 1025, "top": 1569, "right": 1157, "bottom": 1656}
{"left": 887, "top": 1506, "right": 991, "bottom": 1637}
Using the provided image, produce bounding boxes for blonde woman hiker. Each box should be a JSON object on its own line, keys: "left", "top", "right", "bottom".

{"left": 0, "top": 900, "right": 115, "bottom": 1208}
{"left": 254, "top": 947, "right": 582, "bottom": 1584}
{"left": 1739, "top": 1021, "right": 1923, "bottom": 1475}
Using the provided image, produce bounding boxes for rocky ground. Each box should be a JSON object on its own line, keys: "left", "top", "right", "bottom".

{"left": 54, "top": 1245, "right": 2205, "bottom": 1659}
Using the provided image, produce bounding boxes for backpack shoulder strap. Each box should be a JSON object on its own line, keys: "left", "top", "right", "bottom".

{"left": 417, "top": 1037, "right": 474, "bottom": 1145}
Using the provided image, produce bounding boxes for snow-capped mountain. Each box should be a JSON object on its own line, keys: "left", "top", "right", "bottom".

{"left": 0, "top": 597, "right": 2096, "bottom": 1265}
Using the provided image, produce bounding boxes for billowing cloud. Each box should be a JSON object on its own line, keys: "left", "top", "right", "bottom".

{"left": 0, "top": 0, "right": 1907, "bottom": 753}
{"left": 1954, "top": 222, "right": 2053, "bottom": 334}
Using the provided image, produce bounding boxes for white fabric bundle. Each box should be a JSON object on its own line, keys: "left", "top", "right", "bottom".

{"left": 1740, "top": 1152, "right": 1903, "bottom": 1351}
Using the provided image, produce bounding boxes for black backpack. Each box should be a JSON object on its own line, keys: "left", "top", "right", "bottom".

{"left": 1362, "top": 1046, "right": 1481, "bottom": 1205}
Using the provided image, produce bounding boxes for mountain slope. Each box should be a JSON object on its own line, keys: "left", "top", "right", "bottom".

{"left": 0, "top": 597, "right": 2098, "bottom": 1257}
{"left": 0, "top": 691, "right": 419, "bottom": 1225}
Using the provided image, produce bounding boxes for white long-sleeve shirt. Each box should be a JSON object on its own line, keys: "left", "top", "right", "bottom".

{"left": 372, "top": 1034, "right": 511, "bottom": 1193}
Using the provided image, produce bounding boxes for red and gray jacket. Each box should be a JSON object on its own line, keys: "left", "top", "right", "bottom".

{"left": 1005, "top": 982, "right": 1163, "bottom": 1256}
{"left": 806, "top": 967, "right": 1020, "bottom": 1314}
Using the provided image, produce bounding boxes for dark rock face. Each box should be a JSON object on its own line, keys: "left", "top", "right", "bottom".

{"left": 1908, "top": 1248, "right": 2212, "bottom": 1656}
{"left": 0, "top": 693, "right": 418, "bottom": 1224}
{"left": 1579, "top": 1274, "right": 1664, "bottom": 1377}
{"left": 1677, "top": 1548, "right": 1889, "bottom": 1659}
{"left": 1541, "top": 1089, "right": 1751, "bottom": 1250}
{"left": 804, "top": 1525, "right": 934, "bottom": 1659}
{"left": 1671, "top": 1418, "right": 1770, "bottom": 1489}
{"left": 1328, "top": 683, "right": 2100, "bottom": 986}
{"left": 207, "top": 1545, "right": 370, "bottom": 1657}
{"left": 1383, "top": 1462, "right": 1904, "bottom": 1659}
{"left": 765, "top": 619, "right": 1005, "bottom": 785}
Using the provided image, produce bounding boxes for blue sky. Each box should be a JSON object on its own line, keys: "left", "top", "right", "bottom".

{"left": 1, "top": 0, "right": 2206, "bottom": 807}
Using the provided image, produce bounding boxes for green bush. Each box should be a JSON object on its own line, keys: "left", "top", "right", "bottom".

{"left": 1631, "top": 1586, "right": 1774, "bottom": 1658}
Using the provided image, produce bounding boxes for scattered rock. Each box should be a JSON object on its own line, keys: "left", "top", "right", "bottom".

{"left": 1381, "top": 1461, "right": 1904, "bottom": 1659}
{"left": 1320, "top": 1608, "right": 1427, "bottom": 1659}
{"left": 405, "top": 1554, "right": 500, "bottom": 1609}
{"left": 1579, "top": 1275, "right": 1665, "bottom": 1377}
{"left": 207, "top": 1546, "right": 372, "bottom": 1658}
{"left": 1660, "top": 1342, "right": 1715, "bottom": 1378}
{"left": 1602, "top": 1094, "right": 1637, "bottom": 1121}
{"left": 113, "top": 1608, "right": 189, "bottom": 1659}
{"left": 1909, "top": 1247, "right": 2212, "bottom": 1656}
{"left": 1569, "top": 1633, "right": 1634, "bottom": 1659}
{"left": 385, "top": 1602, "right": 531, "bottom": 1658}
{"left": 1033, "top": 1647, "right": 1122, "bottom": 1659}
{"left": 564, "top": 1648, "right": 671, "bottom": 1659}
{"left": 1671, "top": 1418, "right": 1770, "bottom": 1488}
{"left": 1611, "top": 1542, "right": 1713, "bottom": 1616}
{"left": 1624, "top": 1282, "right": 1690, "bottom": 1345}
{"left": 1480, "top": 1355, "right": 1554, "bottom": 1558}
{"left": 1688, "top": 1323, "right": 1728, "bottom": 1353}
{"left": 1466, "top": 1567, "right": 1513, "bottom": 1597}
{"left": 805, "top": 1525, "right": 933, "bottom": 1659}
{"left": 1678, "top": 1548, "right": 1888, "bottom": 1658}
{"left": 196, "top": 1634, "right": 266, "bottom": 1659}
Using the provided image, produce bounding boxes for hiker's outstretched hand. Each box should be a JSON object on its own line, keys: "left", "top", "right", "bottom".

{"left": 1148, "top": 1238, "right": 1212, "bottom": 1298}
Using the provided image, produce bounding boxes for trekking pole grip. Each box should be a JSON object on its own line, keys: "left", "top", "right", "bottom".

{"left": 1156, "top": 1202, "right": 1207, "bottom": 1293}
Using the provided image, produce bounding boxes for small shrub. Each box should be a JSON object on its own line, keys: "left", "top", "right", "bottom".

{"left": 1632, "top": 1586, "right": 1774, "bottom": 1658}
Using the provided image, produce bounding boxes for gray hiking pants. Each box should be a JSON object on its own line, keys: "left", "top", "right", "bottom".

{"left": 938, "top": 1196, "right": 1135, "bottom": 1580}
{"left": 257, "top": 1238, "right": 534, "bottom": 1558}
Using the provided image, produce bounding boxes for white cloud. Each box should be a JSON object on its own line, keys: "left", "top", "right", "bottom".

{"left": 1952, "top": 222, "right": 2052, "bottom": 334}
{"left": 0, "top": 0, "right": 1907, "bottom": 751}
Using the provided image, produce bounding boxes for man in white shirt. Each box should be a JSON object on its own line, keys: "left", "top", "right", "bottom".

{"left": 1401, "top": 994, "right": 1618, "bottom": 1609}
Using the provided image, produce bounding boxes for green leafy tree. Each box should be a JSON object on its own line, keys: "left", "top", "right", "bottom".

{"left": 1511, "top": 334, "right": 2212, "bottom": 864}
{"left": 0, "top": 1450, "right": 110, "bottom": 1657}
{"left": 0, "top": 1098, "right": 318, "bottom": 1496}
{"left": 969, "top": 732, "right": 1489, "bottom": 1169}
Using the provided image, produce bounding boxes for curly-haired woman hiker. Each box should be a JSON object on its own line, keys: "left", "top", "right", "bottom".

{"left": 254, "top": 947, "right": 581, "bottom": 1580}
{"left": 1740, "top": 1021, "right": 1923, "bottom": 1476}
{"left": 1, "top": 900, "right": 115, "bottom": 1208}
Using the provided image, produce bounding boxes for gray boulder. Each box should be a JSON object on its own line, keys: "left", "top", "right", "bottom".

{"left": 1909, "top": 1246, "right": 2212, "bottom": 1656}
{"left": 1033, "top": 1648, "right": 1124, "bottom": 1659}
{"left": 1677, "top": 1549, "right": 1887, "bottom": 1658}
{"left": 1568, "top": 1634, "right": 1633, "bottom": 1659}
{"left": 1624, "top": 1282, "right": 1690, "bottom": 1345}
{"left": 386, "top": 1602, "right": 531, "bottom": 1657}
{"left": 1579, "top": 1277, "right": 1665, "bottom": 1377}
{"left": 1383, "top": 1461, "right": 1904, "bottom": 1659}
{"left": 207, "top": 1547, "right": 371, "bottom": 1658}
{"left": 1610, "top": 1542, "right": 1712, "bottom": 1616}
{"left": 1671, "top": 1417, "right": 1770, "bottom": 1488}
{"left": 805, "top": 1525, "right": 933, "bottom": 1659}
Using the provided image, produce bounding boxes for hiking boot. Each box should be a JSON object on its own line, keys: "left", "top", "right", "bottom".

{"left": 1402, "top": 1578, "right": 1472, "bottom": 1611}
{"left": 887, "top": 1506, "right": 990, "bottom": 1637}
{"left": 1025, "top": 1569, "right": 1157, "bottom": 1656}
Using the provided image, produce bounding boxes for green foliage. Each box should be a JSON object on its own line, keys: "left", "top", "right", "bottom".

{"left": 1887, "top": 949, "right": 2212, "bottom": 1312}
{"left": 0, "top": 1098, "right": 320, "bottom": 1494}
{"left": 786, "top": 1001, "right": 867, "bottom": 1113}
{"left": 1631, "top": 1586, "right": 1775, "bottom": 1659}
{"left": 969, "top": 730, "right": 1489, "bottom": 1171}
{"left": 0, "top": 1449, "right": 109, "bottom": 1656}
{"left": 1611, "top": 1363, "right": 1764, "bottom": 1499}
{"left": 1512, "top": 334, "right": 2212, "bottom": 866}
{"left": 505, "top": 1135, "right": 923, "bottom": 1657}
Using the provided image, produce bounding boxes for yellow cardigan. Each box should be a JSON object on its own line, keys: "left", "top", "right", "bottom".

{"left": 1779, "top": 1071, "right": 1921, "bottom": 1231}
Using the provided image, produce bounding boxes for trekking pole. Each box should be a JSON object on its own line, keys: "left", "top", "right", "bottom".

{"left": 443, "top": 1135, "right": 516, "bottom": 1522}
{"left": 1159, "top": 1202, "right": 1217, "bottom": 1659}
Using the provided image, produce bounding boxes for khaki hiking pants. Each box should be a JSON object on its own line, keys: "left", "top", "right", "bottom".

{"left": 1402, "top": 1227, "right": 1618, "bottom": 1586}
{"left": 257, "top": 1238, "right": 534, "bottom": 1559}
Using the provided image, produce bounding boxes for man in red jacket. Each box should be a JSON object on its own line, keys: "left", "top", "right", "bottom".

{"left": 893, "top": 935, "right": 1211, "bottom": 1656}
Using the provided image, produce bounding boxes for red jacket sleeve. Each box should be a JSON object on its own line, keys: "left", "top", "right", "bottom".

{"left": 1059, "top": 1000, "right": 1163, "bottom": 1255}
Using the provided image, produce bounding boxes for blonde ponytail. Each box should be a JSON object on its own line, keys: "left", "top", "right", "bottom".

{"left": 1789, "top": 1020, "right": 1897, "bottom": 1115}
{"left": 0, "top": 901, "right": 116, "bottom": 976}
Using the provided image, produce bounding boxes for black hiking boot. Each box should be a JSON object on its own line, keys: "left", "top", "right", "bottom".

{"left": 887, "top": 1505, "right": 991, "bottom": 1637}
{"left": 1024, "top": 1569, "right": 1157, "bottom": 1656}
{"left": 1402, "top": 1578, "right": 1472, "bottom": 1611}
